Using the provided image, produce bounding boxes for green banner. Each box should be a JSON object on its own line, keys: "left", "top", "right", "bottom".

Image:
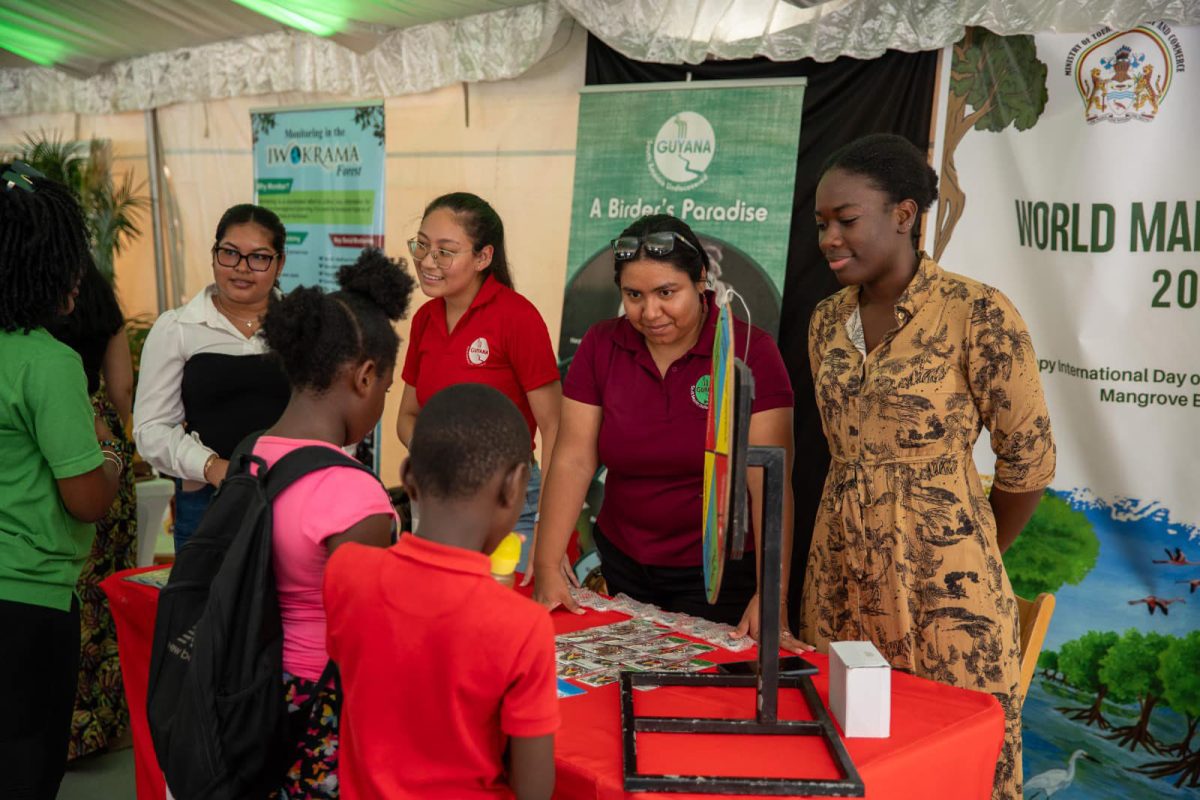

{"left": 254, "top": 190, "right": 375, "bottom": 226}
{"left": 560, "top": 79, "right": 806, "bottom": 365}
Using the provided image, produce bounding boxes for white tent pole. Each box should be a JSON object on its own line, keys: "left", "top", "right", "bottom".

{"left": 144, "top": 109, "right": 168, "bottom": 314}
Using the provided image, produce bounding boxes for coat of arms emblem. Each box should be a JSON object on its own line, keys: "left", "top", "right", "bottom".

{"left": 1073, "top": 25, "right": 1181, "bottom": 124}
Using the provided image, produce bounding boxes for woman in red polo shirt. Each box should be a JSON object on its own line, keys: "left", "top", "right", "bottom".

{"left": 396, "top": 193, "right": 561, "bottom": 571}
{"left": 533, "top": 214, "right": 805, "bottom": 650}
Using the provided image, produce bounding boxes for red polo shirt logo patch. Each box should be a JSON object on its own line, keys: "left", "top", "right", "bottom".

{"left": 467, "top": 337, "right": 491, "bottom": 365}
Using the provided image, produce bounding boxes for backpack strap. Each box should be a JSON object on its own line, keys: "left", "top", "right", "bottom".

{"left": 288, "top": 660, "right": 341, "bottom": 742}
{"left": 264, "top": 445, "right": 377, "bottom": 501}
{"left": 227, "top": 430, "right": 268, "bottom": 477}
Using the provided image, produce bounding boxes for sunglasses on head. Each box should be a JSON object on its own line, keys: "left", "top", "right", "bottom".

{"left": 611, "top": 231, "right": 701, "bottom": 261}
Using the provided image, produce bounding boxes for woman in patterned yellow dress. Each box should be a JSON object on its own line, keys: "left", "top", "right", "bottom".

{"left": 802, "top": 134, "right": 1055, "bottom": 800}
{"left": 47, "top": 261, "right": 137, "bottom": 759}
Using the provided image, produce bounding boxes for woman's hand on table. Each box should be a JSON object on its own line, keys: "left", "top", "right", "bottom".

{"left": 733, "top": 593, "right": 815, "bottom": 654}
{"left": 533, "top": 569, "right": 585, "bottom": 615}
{"left": 519, "top": 551, "right": 577, "bottom": 590}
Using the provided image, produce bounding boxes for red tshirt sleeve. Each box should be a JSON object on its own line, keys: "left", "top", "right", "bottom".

{"left": 322, "top": 544, "right": 359, "bottom": 662}
{"left": 499, "top": 605, "right": 560, "bottom": 738}
{"left": 746, "top": 327, "right": 795, "bottom": 413}
{"left": 561, "top": 324, "right": 603, "bottom": 406}
{"left": 400, "top": 304, "right": 430, "bottom": 387}
{"left": 506, "top": 296, "right": 561, "bottom": 393}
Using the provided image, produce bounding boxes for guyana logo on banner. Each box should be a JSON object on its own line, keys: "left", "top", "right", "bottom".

{"left": 931, "top": 24, "right": 1200, "bottom": 796}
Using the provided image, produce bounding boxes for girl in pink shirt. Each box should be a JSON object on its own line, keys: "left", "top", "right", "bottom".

{"left": 257, "top": 248, "right": 414, "bottom": 799}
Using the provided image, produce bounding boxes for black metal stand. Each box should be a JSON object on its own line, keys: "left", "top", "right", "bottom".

{"left": 619, "top": 446, "right": 864, "bottom": 796}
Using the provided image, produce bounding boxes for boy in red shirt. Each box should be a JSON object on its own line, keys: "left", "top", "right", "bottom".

{"left": 324, "top": 384, "right": 558, "bottom": 799}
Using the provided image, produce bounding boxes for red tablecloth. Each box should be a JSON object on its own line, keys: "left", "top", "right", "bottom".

{"left": 103, "top": 566, "right": 1003, "bottom": 800}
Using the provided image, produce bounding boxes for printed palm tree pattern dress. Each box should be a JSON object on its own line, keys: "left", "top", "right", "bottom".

{"left": 802, "top": 256, "right": 1055, "bottom": 800}
{"left": 69, "top": 394, "right": 136, "bottom": 758}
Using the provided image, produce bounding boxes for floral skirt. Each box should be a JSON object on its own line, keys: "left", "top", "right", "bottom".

{"left": 69, "top": 394, "right": 136, "bottom": 759}
{"left": 272, "top": 671, "right": 341, "bottom": 799}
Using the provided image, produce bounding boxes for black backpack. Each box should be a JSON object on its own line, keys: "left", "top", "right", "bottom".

{"left": 146, "top": 443, "right": 373, "bottom": 800}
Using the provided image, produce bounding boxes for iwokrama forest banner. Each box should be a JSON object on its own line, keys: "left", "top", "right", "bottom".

{"left": 251, "top": 101, "right": 386, "bottom": 470}
{"left": 931, "top": 24, "right": 1200, "bottom": 796}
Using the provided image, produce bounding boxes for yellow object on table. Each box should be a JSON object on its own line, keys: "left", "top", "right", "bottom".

{"left": 490, "top": 532, "right": 522, "bottom": 586}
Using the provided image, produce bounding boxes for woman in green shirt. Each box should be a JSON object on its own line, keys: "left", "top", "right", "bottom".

{"left": 0, "top": 164, "right": 122, "bottom": 800}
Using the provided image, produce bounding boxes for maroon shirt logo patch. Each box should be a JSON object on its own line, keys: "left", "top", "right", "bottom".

{"left": 690, "top": 375, "right": 711, "bottom": 409}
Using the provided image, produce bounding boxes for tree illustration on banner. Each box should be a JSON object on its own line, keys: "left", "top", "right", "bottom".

{"left": 1134, "top": 630, "right": 1200, "bottom": 788}
{"left": 353, "top": 105, "right": 385, "bottom": 145}
{"left": 934, "top": 28, "right": 1048, "bottom": 259}
{"left": 1056, "top": 630, "right": 1118, "bottom": 729}
{"left": 1036, "top": 649, "right": 1059, "bottom": 683}
{"left": 1100, "top": 629, "right": 1168, "bottom": 754}
{"left": 251, "top": 112, "right": 276, "bottom": 145}
{"left": 1002, "top": 491, "right": 1099, "bottom": 598}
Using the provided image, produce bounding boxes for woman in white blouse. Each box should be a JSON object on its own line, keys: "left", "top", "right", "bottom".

{"left": 133, "top": 204, "right": 291, "bottom": 550}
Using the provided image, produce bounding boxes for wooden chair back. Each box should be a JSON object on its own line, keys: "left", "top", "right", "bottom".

{"left": 1016, "top": 592, "right": 1056, "bottom": 696}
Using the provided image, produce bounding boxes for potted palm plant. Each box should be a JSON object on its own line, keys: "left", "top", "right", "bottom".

{"left": 17, "top": 132, "right": 148, "bottom": 283}
{"left": 17, "top": 132, "right": 154, "bottom": 470}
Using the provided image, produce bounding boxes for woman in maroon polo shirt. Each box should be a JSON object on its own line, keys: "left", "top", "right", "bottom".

{"left": 534, "top": 214, "right": 806, "bottom": 649}
{"left": 395, "top": 193, "right": 562, "bottom": 571}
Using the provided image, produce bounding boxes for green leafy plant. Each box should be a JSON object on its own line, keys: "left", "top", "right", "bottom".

{"left": 16, "top": 131, "right": 148, "bottom": 285}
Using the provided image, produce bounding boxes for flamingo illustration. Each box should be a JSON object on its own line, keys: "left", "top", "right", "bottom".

{"left": 1152, "top": 547, "right": 1200, "bottom": 566}
{"left": 1128, "top": 596, "right": 1186, "bottom": 615}
{"left": 1176, "top": 579, "right": 1200, "bottom": 594}
{"left": 1026, "top": 749, "right": 1096, "bottom": 798}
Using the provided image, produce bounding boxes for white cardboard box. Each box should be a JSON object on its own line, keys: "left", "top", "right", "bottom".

{"left": 829, "top": 641, "right": 891, "bottom": 738}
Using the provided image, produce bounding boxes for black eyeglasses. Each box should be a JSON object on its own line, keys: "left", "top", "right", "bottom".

{"left": 212, "top": 246, "right": 279, "bottom": 272}
{"left": 611, "top": 231, "right": 701, "bottom": 261}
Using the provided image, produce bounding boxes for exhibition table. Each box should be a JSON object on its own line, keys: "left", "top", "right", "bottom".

{"left": 102, "top": 566, "right": 1003, "bottom": 800}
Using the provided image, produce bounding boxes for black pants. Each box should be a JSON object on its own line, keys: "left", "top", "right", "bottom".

{"left": 0, "top": 596, "right": 81, "bottom": 800}
{"left": 593, "top": 526, "right": 757, "bottom": 626}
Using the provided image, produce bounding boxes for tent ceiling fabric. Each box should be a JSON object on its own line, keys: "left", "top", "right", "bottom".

{"left": 0, "top": 2, "right": 562, "bottom": 115}
{"left": 1, "top": 0, "right": 1198, "bottom": 115}
{"left": 557, "top": 0, "right": 1200, "bottom": 64}
{"left": 0, "top": 1, "right": 540, "bottom": 71}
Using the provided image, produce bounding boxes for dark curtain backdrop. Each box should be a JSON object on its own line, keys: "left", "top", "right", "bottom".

{"left": 585, "top": 34, "right": 940, "bottom": 629}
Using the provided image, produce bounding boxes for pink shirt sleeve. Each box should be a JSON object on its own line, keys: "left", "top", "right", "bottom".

{"left": 294, "top": 468, "right": 397, "bottom": 545}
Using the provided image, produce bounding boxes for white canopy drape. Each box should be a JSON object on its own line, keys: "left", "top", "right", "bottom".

{"left": 2, "top": 0, "right": 1196, "bottom": 115}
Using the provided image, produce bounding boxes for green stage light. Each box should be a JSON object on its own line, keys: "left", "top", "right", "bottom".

{"left": 0, "top": 12, "right": 69, "bottom": 67}
{"left": 229, "top": 0, "right": 347, "bottom": 37}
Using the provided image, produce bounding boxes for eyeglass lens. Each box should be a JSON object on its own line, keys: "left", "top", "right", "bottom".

{"left": 407, "top": 239, "right": 458, "bottom": 267}
{"left": 214, "top": 247, "right": 276, "bottom": 271}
